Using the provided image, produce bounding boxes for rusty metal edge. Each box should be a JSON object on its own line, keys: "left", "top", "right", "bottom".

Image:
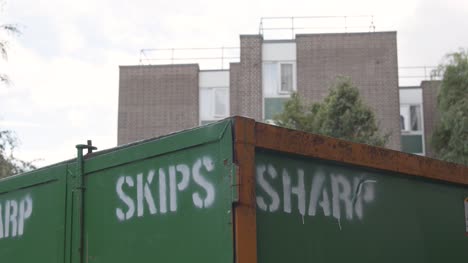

{"left": 250, "top": 117, "right": 468, "bottom": 186}
{"left": 233, "top": 116, "right": 258, "bottom": 263}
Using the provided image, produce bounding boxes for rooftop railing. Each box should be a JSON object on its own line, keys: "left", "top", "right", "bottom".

{"left": 139, "top": 47, "right": 240, "bottom": 70}
{"left": 399, "top": 66, "right": 441, "bottom": 86}
{"left": 259, "top": 16, "right": 376, "bottom": 39}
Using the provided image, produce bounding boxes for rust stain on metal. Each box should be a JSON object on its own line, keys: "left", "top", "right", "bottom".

{"left": 233, "top": 116, "right": 257, "bottom": 263}
{"left": 252, "top": 118, "right": 468, "bottom": 186}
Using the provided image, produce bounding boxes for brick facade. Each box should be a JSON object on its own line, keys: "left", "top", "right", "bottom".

{"left": 421, "top": 80, "right": 442, "bottom": 158}
{"left": 229, "top": 62, "right": 240, "bottom": 115}
{"left": 118, "top": 32, "right": 405, "bottom": 151}
{"left": 232, "top": 35, "right": 263, "bottom": 120}
{"left": 118, "top": 65, "right": 199, "bottom": 145}
{"left": 296, "top": 32, "right": 401, "bottom": 150}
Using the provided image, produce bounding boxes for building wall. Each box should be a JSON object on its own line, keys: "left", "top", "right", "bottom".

{"left": 118, "top": 65, "right": 199, "bottom": 145}
{"left": 199, "top": 70, "right": 229, "bottom": 87}
{"left": 229, "top": 63, "right": 240, "bottom": 115}
{"left": 399, "top": 87, "right": 425, "bottom": 155}
{"left": 296, "top": 32, "right": 401, "bottom": 150}
{"left": 261, "top": 41, "right": 297, "bottom": 120}
{"left": 262, "top": 41, "right": 296, "bottom": 61}
{"left": 421, "top": 80, "right": 442, "bottom": 158}
{"left": 199, "top": 70, "right": 230, "bottom": 124}
{"left": 231, "top": 35, "right": 263, "bottom": 120}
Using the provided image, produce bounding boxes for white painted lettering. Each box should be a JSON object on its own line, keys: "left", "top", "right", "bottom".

{"left": 137, "top": 172, "right": 157, "bottom": 217}
{"left": 116, "top": 176, "right": 135, "bottom": 221}
{"left": 308, "top": 173, "right": 323, "bottom": 216}
{"left": 114, "top": 156, "right": 217, "bottom": 222}
{"left": 192, "top": 157, "right": 215, "bottom": 208}
{"left": 4, "top": 200, "right": 10, "bottom": 238}
{"left": 283, "top": 169, "right": 306, "bottom": 216}
{"left": 159, "top": 168, "right": 167, "bottom": 213}
{"left": 18, "top": 195, "right": 33, "bottom": 236}
{"left": 256, "top": 164, "right": 280, "bottom": 212}
{"left": 331, "top": 174, "right": 353, "bottom": 220}
{"left": 169, "top": 165, "right": 191, "bottom": 212}
{"left": 255, "top": 163, "right": 378, "bottom": 228}
{"left": 0, "top": 195, "right": 33, "bottom": 239}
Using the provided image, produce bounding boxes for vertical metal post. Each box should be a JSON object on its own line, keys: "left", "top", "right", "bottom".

{"left": 73, "top": 141, "right": 97, "bottom": 263}
{"left": 171, "top": 48, "right": 174, "bottom": 64}
{"left": 221, "top": 46, "right": 224, "bottom": 70}
{"left": 291, "top": 17, "right": 295, "bottom": 39}
{"left": 370, "top": 15, "right": 375, "bottom": 32}
{"left": 259, "top": 18, "right": 263, "bottom": 35}
{"left": 344, "top": 16, "right": 347, "bottom": 33}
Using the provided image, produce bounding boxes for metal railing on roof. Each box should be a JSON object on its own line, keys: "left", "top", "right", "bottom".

{"left": 139, "top": 47, "right": 240, "bottom": 70}
{"left": 259, "top": 16, "right": 376, "bottom": 39}
{"left": 399, "top": 66, "right": 441, "bottom": 86}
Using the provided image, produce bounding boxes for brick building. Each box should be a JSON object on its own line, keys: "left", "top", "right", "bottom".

{"left": 118, "top": 31, "right": 445, "bottom": 156}
{"left": 119, "top": 31, "right": 404, "bottom": 151}
{"left": 398, "top": 80, "right": 441, "bottom": 157}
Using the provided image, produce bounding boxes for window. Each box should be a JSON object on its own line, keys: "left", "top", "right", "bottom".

{"left": 400, "top": 105, "right": 422, "bottom": 132}
{"left": 214, "top": 88, "right": 228, "bottom": 117}
{"left": 263, "top": 62, "right": 296, "bottom": 95}
{"left": 200, "top": 87, "right": 229, "bottom": 124}
{"left": 280, "top": 63, "right": 293, "bottom": 93}
{"left": 409, "top": 105, "right": 421, "bottom": 131}
{"left": 264, "top": 97, "right": 289, "bottom": 120}
{"left": 400, "top": 104, "right": 424, "bottom": 155}
{"left": 263, "top": 63, "right": 278, "bottom": 97}
{"left": 262, "top": 62, "right": 296, "bottom": 121}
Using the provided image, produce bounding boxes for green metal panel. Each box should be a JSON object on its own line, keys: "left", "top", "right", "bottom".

{"left": 0, "top": 164, "right": 68, "bottom": 263}
{"left": 81, "top": 120, "right": 234, "bottom": 262}
{"left": 264, "top": 97, "right": 289, "bottom": 120}
{"left": 401, "top": 134, "right": 423, "bottom": 154}
{"left": 255, "top": 149, "right": 468, "bottom": 263}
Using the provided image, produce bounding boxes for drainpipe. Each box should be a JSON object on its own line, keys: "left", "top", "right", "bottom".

{"left": 74, "top": 140, "right": 97, "bottom": 263}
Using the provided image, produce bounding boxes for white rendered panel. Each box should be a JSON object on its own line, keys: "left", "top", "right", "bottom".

{"left": 262, "top": 42, "right": 296, "bottom": 61}
{"left": 399, "top": 88, "right": 422, "bottom": 104}
{"left": 199, "top": 71, "right": 229, "bottom": 88}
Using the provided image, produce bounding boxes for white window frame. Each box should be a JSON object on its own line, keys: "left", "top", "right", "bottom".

{"left": 199, "top": 87, "right": 229, "bottom": 125}
{"left": 278, "top": 62, "right": 297, "bottom": 95}
{"left": 400, "top": 104, "right": 423, "bottom": 133}
{"left": 400, "top": 103, "right": 425, "bottom": 155}
{"left": 262, "top": 61, "right": 296, "bottom": 121}
{"left": 213, "top": 88, "right": 229, "bottom": 118}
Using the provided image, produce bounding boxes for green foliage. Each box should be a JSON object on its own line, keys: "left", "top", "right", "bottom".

{"left": 274, "top": 77, "right": 389, "bottom": 147}
{"left": 0, "top": 12, "right": 33, "bottom": 178}
{"left": 0, "top": 130, "right": 36, "bottom": 178}
{"left": 0, "top": 22, "right": 20, "bottom": 84}
{"left": 431, "top": 50, "right": 468, "bottom": 165}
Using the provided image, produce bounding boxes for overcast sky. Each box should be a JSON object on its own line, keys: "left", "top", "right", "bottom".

{"left": 0, "top": 0, "right": 467, "bottom": 167}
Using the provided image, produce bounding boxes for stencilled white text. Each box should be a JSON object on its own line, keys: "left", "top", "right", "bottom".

{"left": 0, "top": 195, "right": 33, "bottom": 239}
{"left": 256, "top": 164, "right": 376, "bottom": 223}
{"left": 115, "top": 156, "right": 216, "bottom": 222}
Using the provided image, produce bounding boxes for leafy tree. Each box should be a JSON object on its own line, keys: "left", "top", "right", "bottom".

{"left": 0, "top": 131, "right": 36, "bottom": 178}
{"left": 0, "top": 8, "right": 34, "bottom": 178}
{"left": 274, "top": 77, "right": 389, "bottom": 147}
{"left": 431, "top": 50, "right": 468, "bottom": 165}
{"left": 0, "top": 22, "right": 20, "bottom": 84}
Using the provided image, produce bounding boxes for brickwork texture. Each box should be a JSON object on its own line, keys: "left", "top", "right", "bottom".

{"left": 118, "top": 65, "right": 199, "bottom": 145}
{"left": 229, "top": 62, "right": 240, "bottom": 115}
{"left": 232, "top": 35, "right": 263, "bottom": 120}
{"left": 296, "top": 32, "right": 401, "bottom": 150}
{"left": 421, "top": 80, "right": 442, "bottom": 158}
{"left": 118, "top": 32, "right": 405, "bottom": 151}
